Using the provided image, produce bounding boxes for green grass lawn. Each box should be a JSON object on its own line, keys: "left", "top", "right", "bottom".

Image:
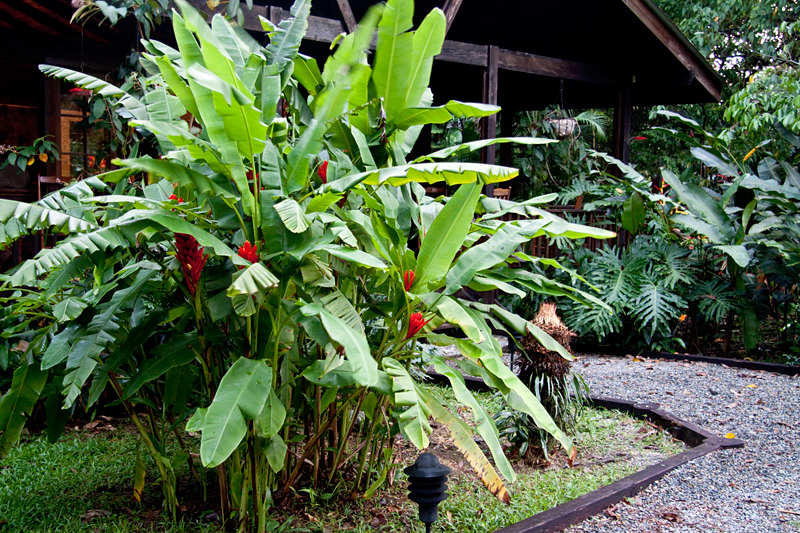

{"left": 0, "top": 386, "right": 684, "bottom": 533}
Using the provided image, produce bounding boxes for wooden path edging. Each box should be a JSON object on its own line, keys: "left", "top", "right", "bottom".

{"left": 642, "top": 350, "right": 800, "bottom": 376}
{"left": 425, "top": 371, "right": 745, "bottom": 533}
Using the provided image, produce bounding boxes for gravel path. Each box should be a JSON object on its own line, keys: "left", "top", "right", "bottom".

{"left": 564, "top": 354, "right": 800, "bottom": 533}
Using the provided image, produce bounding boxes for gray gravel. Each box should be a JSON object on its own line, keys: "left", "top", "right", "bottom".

{"left": 564, "top": 354, "right": 800, "bottom": 533}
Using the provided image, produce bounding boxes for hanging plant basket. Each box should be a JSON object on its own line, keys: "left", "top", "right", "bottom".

{"left": 547, "top": 117, "right": 579, "bottom": 140}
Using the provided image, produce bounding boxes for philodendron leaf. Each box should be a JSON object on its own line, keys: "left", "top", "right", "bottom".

{"left": 382, "top": 358, "right": 431, "bottom": 449}
{"left": 414, "top": 181, "right": 481, "bottom": 289}
{"left": 424, "top": 392, "right": 511, "bottom": 504}
{"left": 200, "top": 357, "right": 273, "bottom": 468}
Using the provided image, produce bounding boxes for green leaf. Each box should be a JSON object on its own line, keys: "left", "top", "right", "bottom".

{"left": 418, "top": 293, "right": 482, "bottom": 342}
{"left": 416, "top": 137, "right": 555, "bottom": 162}
{"left": 382, "top": 358, "right": 430, "bottom": 449}
{"left": 372, "top": 0, "right": 414, "bottom": 121}
{"left": 393, "top": 107, "right": 453, "bottom": 129}
{"left": 415, "top": 182, "right": 481, "bottom": 289}
{"left": 355, "top": 161, "right": 518, "bottom": 187}
{"left": 691, "top": 147, "right": 739, "bottom": 178}
{"left": 316, "top": 244, "right": 387, "bottom": 269}
{"left": 274, "top": 198, "right": 310, "bottom": 233}
{"left": 53, "top": 298, "right": 88, "bottom": 322}
{"left": 443, "top": 101, "right": 500, "bottom": 118}
{"left": 62, "top": 270, "right": 156, "bottom": 408}
{"left": 0, "top": 361, "right": 48, "bottom": 457}
{"left": 200, "top": 357, "right": 273, "bottom": 467}
{"left": 466, "top": 338, "right": 573, "bottom": 454}
{"left": 0, "top": 199, "right": 98, "bottom": 249}
{"left": 445, "top": 223, "right": 530, "bottom": 294}
{"left": 432, "top": 360, "right": 515, "bottom": 483}
{"left": 114, "top": 157, "right": 236, "bottom": 200}
{"left": 266, "top": 434, "right": 287, "bottom": 472}
{"left": 186, "top": 407, "right": 207, "bottom": 432}
{"left": 265, "top": 0, "right": 311, "bottom": 72}
{"left": 318, "top": 310, "right": 378, "bottom": 387}
{"left": 40, "top": 325, "right": 81, "bottom": 370}
{"left": 621, "top": 191, "right": 646, "bottom": 235}
{"left": 292, "top": 54, "right": 324, "bottom": 95}
{"left": 122, "top": 333, "right": 199, "bottom": 399}
{"left": 402, "top": 7, "right": 445, "bottom": 110}
{"left": 714, "top": 245, "right": 751, "bottom": 268}
{"left": 227, "top": 263, "right": 280, "bottom": 317}
{"left": 256, "top": 388, "right": 285, "bottom": 438}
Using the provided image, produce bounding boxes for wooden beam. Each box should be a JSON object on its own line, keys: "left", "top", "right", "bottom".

{"left": 243, "top": 6, "right": 348, "bottom": 44}
{"left": 19, "top": 0, "right": 111, "bottom": 43}
{"left": 335, "top": 0, "right": 358, "bottom": 34}
{"left": 241, "top": 6, "right": 633, "bottom": 88}
{"left": 497, "top": 49, "right": 629, "bottom": 87}
{"left": 441, "top": 0, "right": 464, "bottom": 34}
{"left": 481, "top": 45, "right": 499, "bottom": 193}
{"left": 0, "top": 2, "right": 60, "bottom": 36}
{"left": 621, "top": 0, "right": 722, "bottom": 101}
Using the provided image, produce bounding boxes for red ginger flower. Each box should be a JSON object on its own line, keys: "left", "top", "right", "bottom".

{"left": 168, "top": 194, "right": 183, "bottom": 202}
{"left": 317, "top": 160, "right": 328, "bottom": 184}
{"left": 403, "top": 270, "right": 415, "bottom": 292}
{"left": 175, "top": 233, "right": 207, "bottom": 296}
{"left": 237, "top": 240, "right": 258, "bottom": 268}
{"left": 406, "top": 312, "right": 429, "bottom": 340}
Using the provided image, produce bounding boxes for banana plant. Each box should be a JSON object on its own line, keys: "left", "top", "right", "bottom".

{"left": 0, "top": 0, "right": 614, "bottom": 530}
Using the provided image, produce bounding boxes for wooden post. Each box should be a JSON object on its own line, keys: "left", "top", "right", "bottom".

{"left": 611, "top": 82, "right": 633, "bottom": 165}
{"left": 481, "top": 45, "right": 499, "bottom": 198}
{"left": 499, "top": 109, "right": 514, "bottom": 167}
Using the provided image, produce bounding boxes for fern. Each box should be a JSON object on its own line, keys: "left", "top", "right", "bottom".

{"left": 689, "top": 278, "right": 737, "bottom": 324}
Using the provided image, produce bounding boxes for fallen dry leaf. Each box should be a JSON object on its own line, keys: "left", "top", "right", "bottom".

{"left": 82, "top": 510, "right": 111, "bottom": 523}
{"left": 662, "top": 511, "right": 680, "bottom": 522}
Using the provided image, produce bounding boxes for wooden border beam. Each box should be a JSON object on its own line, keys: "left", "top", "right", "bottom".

{"left": 335, "top": 0, "right": 357, "bottom": 34}
{"left": 441, "top": 0, "right": 464, "bottom": 34}
{"left": 621, "top": 0, "right": 722, "bottom": 101}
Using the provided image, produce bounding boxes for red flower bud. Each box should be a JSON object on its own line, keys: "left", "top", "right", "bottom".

{"left": 175, "top": 233, "right": 207, "bottom": 296}
{"left": 406, "top": 312, "right": 429, "bottom": 340}
{"left": 403, "top": 270, "right": 415, "bottom": 292}
{"left": 317, "top": 160, "right": 328, "bottom": 184}
{"left": 168, "top": 194, "right": 184, "bottom": 202}
{"left": 237, "top": 240, "right": 258, "bottom": 268}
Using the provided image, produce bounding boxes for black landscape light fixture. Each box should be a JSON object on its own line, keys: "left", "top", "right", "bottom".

{"left": 404, "top": 452, "right": 451, "bottom": 533}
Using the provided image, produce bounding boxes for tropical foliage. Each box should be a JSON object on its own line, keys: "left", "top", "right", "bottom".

{"left": 0, "top": 0, "right": 614, "bottom": 531}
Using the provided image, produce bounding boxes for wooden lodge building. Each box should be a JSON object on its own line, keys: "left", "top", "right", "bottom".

{"left": 0, "top": 0, "right": 723, "bottom": 268}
